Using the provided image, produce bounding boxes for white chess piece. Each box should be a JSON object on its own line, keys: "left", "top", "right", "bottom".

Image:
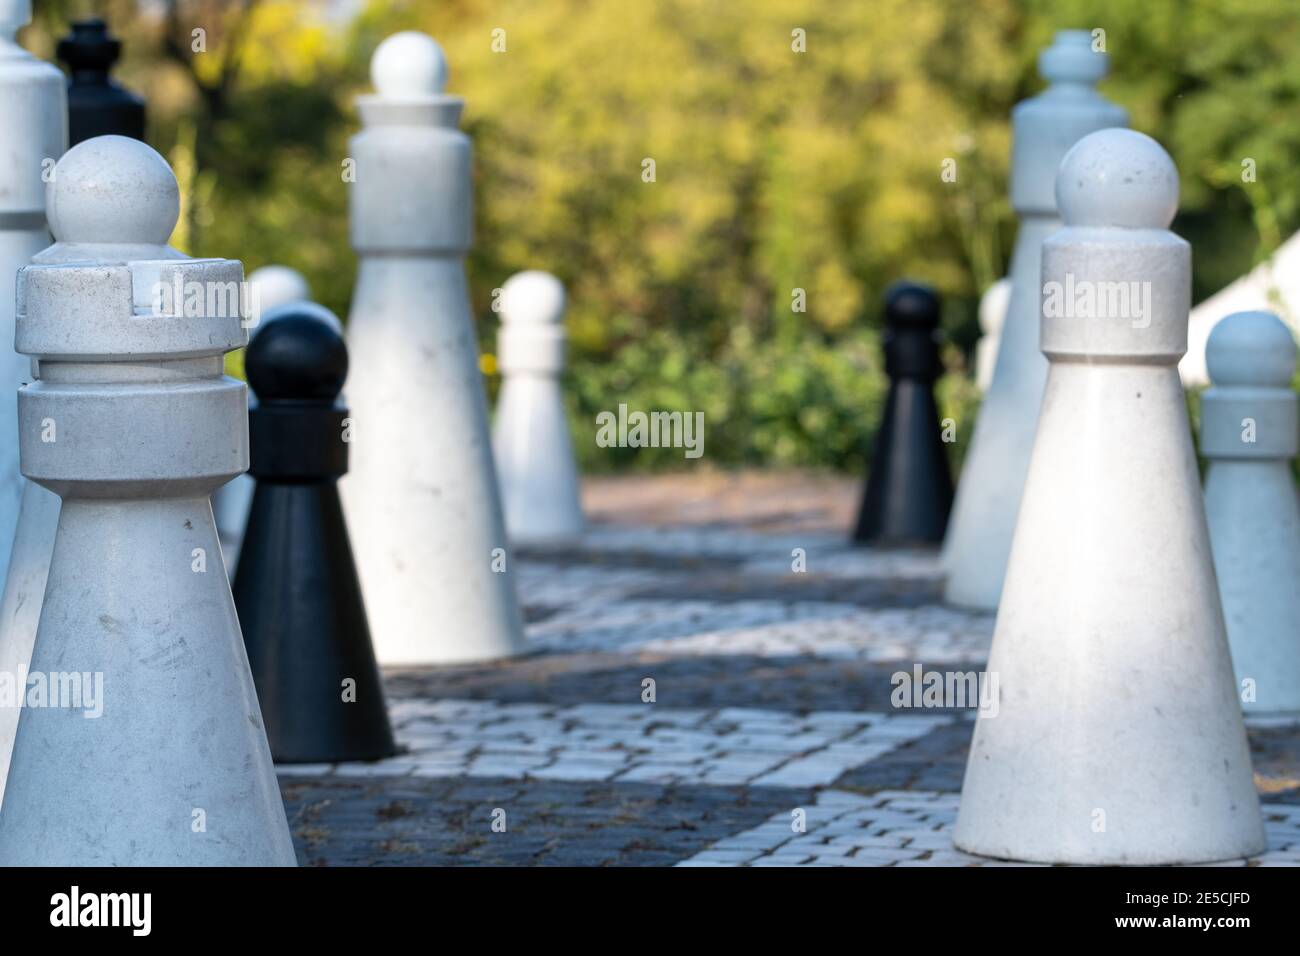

{"left": 0, "top": 136, "right": 182, "bottom": 806}
{"left": 953, "top": 129, "right": 1265, "bottom": 864}
{"left": 212, "top": 263, "right": 316, "bottom": 571}
{"left": 0, "top": 1, "right": 66, "bottom": 594}
{"left": 0, "top": 136, "right": 294, "bottom": 864}
{"left": 974, "top": 277, "right": 1010, "bottom": 392}
{"left": 1183, "top": 234, "right": 1300, "bottom": 386}
{"left": 493, "top": 271, "right": 584, "bottom": 543}
{"left": 1201, "top": 310, "right": 1300, "bottom": 714}
{"left": 942, "top": 31, "right": 1127, "bottom": 609}
{"left": 246, "top": 264, "right": 311, "bottom": 320}
{"left": 340, "top": 32, "right": 525, "bottom": 665}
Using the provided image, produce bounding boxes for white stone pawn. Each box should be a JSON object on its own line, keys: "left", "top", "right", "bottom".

{"left": 953, "top": 129, "right": 1264, "bottom": 864}
{"left": 493, "top": 271, "right": 584, "bottom": 543}
{"left": 0, "top": 135, "right": 193, "bottom": 807}
{"left": 974, "top": 277, "right": 1010, "bottom": 392}
{"left": 1201, "top": 311, "right": 1300, "bottom": 714}
{"left": 212, "top": 263, "right": 316, "bottom": 572}
{"left": 0, "top": 1, "right": 67, "bottom": 594}
{"left": 942, "top": 31, "right": 1127, "bottom": 609}
{"left": 0, "top": 137, "right": 294, "bottom": 865}
{"left": 341, "top": 32, "right": 524, "bottom": 665}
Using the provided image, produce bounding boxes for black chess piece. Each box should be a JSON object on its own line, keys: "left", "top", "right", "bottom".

{"left": 853, "top": 281, "right": 954, "bottom": 545}
{"left": 233, "top": 304, "right": 396, "bottom": 763}
{"left": 57, "top": 19, "right": 147, "bottom": 146}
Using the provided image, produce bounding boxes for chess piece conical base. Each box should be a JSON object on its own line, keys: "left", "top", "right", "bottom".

{"left": 941, "top": 218, "right": 1056, "bottom": 608}
{"left": 953, "top": 365, "right": 1265, "bottom": 864}
{"left": 343, "top": 257, "right": 525, "bottom": 665}
{"left": 854, "top": 380, "right": 953, "bottom": 545}
{"left": 235, "top": 482, "right": 396, "bottom": 763}
{"left": 1205, "top": 460, "right": 1300, "bottom": 714}
{"left": 0, "top": 498, "right": 295, "bottom": 866}
{"left": 0, "top": 481, "right": 59, "bottom": 805}
{"left": 494, "top": 375, "right": 584, "bottom": 544}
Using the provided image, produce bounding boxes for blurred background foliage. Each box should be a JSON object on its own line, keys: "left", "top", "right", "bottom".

{"left": 22, "top": 0, "right": 1300, "bottom": 471}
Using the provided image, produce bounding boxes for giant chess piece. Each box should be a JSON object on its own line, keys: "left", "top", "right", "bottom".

{"left": 1201, "top": 310, "right": 1300, "bottom": 714}
{"left": 493, "top": 270, "right": 585, "bottom": 543}
{"left": 953, "top": 129, "right": 1265, "bottom": 864}
{"left": 942, "top": 31, "right": 1127, "bottom": 609}
{"left": 0, "top": 1, "right": 68, "bottom": 806}
{"left": 1, "top": 137, "right": 177, "bottom": 808}
{"left": 234, "top": 304, "right": 396, "bottom": 763}
{"left": 0, "top": 136, "right": 295, "bottom": 865}
{"left": 853, "top": 282, "right": 953, "bottom": 545}
{"left": 0, "top": 0, "right": 66, "bottom": 605}
{"left": 57, "top": 18, "right": 145, "bottom": 145}
{"left": 212, "top": 263, "right": 317, "bottom": 571}
{"left": 974, "top": 277, "right": 1010, "bottom": 392}
{"left": 341, "top": 31, "right": 525, "bottom": 665}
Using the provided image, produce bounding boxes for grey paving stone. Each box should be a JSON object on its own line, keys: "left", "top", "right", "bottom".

{"left": 279, "top": 774, "right": 808, "bottom": 866}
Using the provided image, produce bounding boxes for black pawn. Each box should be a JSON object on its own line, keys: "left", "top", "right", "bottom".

{"left": 853, "top": 282, "right": 954, "bottom": 545}
{"left": 57, "top": 19, "right": 147, "bottom": 146}
{"left": 233, "top": 305, "right": 396, "bottom": 763}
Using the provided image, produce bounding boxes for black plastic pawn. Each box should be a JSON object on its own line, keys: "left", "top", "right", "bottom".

{"left": 853, "top": 282, "right": 954, "bottom": 545}
{"left": 57, "top": 19, "right": 147, "bottom": 146}
{"left": 233, "top": 305, "right": 396, "bottom": 763}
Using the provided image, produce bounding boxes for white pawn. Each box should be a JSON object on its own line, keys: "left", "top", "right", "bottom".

{"left": 0, "top": 135, "right": 190, "bottom": 806}
{"left": 0, "top": 1, "right": 66, "bottom": 595}
{"left": 0, "top": 136, "right": 294, "bottom": 864}
{"left": 1201, "top": 311, "right": 1300, "bottom": 713}
{"left": 954, "top": 129, "right": 1265, "bottom": 864}
{"left": 493, "top": 271, "right": 584, "bottom": 543}
{"left": 341, "top": 32, "right": 524, "bottom": 665}
{"left": 943, "top": 31, "right": 1127, "bottom": 609}
{"left": 974, "top": 277, "right": 1010, "bottom": 391}
{"left": 211, "top": 263, "right": 318, "bottom": 571}
{"left": 246, "top": 264, "right": 311, "bottom": 318}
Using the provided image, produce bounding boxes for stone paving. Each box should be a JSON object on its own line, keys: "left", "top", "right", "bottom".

{"left": 278, "top": 473, "right": 1300, "bottom": 866}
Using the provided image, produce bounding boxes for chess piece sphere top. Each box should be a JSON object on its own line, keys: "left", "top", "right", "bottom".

{"left": 46, "top": 135, "right": 178, "bottom": 245}
{"left": 248, "top": 265, "right": 312, "bottom": 319}
{"left": 1038, "top": 30, "right": 1107, "bottom": 86}
{"left": 1056, "top": 129, "right": 1179, "bottom": 230}
{"left": 501, "top": 270, "right": 566, "bottom": 325}
{"left": 371, "top": 31, "right": 447, "bottom": 98}
{"left": 57, "top": 18, "right": 120, "bottom": 71}
{"left": 247, "top": 304, "right": 348, "bottom": 403}
{"left": 1206, "top": 310, "right": 1297, "bottom": 388}
{"left": 884, "top": 281, "right": 941, "bottom": 330}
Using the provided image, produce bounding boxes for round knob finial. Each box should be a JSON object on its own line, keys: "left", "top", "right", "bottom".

{"left": 246, "top": 304, "right": 348, "bottom": 403}
{"left": 1056, "top": 129, "right": 1180, "bottom": 230}
{"left": 57, "top": 18, "right": 121, "bottom": 71}
{"left": 371, "top": 31, "right": 448, "bottom": 98}
{"left": 1206, "top": 310, "right": 1298, "bottom": 388}
{"left": 248, "top": 265, "right": 312, "bottom": 319}
{"left": 1038, "top": 30, "right": 1107, "bottom": 86}
{"left": 46, "top": 135, "right": 179, "bottom": 245}
{"left": 884, "top": 280, "right": 941, "bottom": 329}
{"left": 501, "top": 270, "right": 566, "bottom": 325}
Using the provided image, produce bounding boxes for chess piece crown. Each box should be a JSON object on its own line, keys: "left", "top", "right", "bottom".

{"left": 57, "top": 18, "right": 146, "bottom": 145}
